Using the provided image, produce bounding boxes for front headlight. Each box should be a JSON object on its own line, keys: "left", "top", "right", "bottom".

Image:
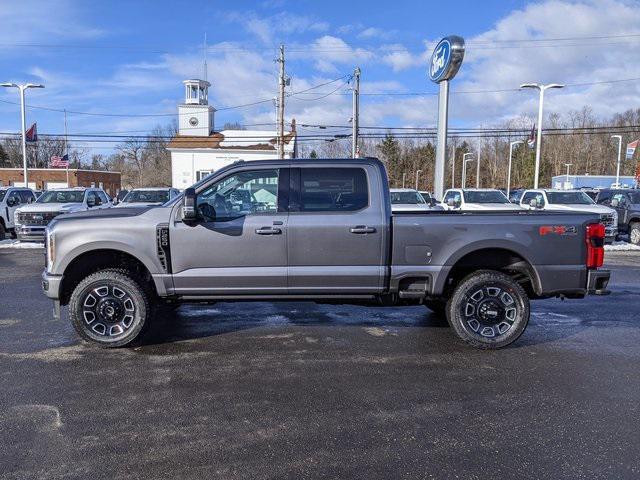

{"left": 46, "top": 228, "right": 55, "bottom": 272}
{"left": 14, "top": 209, "right": 21, "bottom": 227}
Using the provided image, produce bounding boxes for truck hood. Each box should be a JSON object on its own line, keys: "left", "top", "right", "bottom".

{"left": 463, "top": 203, "right": 523, "bottom": 211}
{"left": 17, "top": 202, "right": 86, "bottom": 213}
{"left": 56, "top": 206, "right": 153, "bottom": 221}
{"left": 115, "top": 202, "right": 163, "bottom": 208}
{"left": 544, "top": 204, "right": 615, "bottom": 214}
{"left": 392, "top": 204, "right": 432, "bottom": 211}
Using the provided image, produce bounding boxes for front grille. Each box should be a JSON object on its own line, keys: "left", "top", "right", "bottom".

{"left": 18, "top": 211, "right": 59, "bottom": 226}
{"left": 599, "top": 213, "right": 615, "bottom": 228}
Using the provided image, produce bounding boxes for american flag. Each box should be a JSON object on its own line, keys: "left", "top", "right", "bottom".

{"left": 50, "top": 154, "right": 69, "bottom": 168}
{"left": 527, "top": 124, "right": 536, "bottom": 148}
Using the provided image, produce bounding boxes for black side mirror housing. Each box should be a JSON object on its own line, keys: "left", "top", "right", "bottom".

{"left": 183, "top": 188, "right": 197, "bottom": 222}
{"left": 6, "top": 197, "right": 16, "bottom": 207}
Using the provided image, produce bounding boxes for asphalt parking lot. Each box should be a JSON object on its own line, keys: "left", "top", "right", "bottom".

{"left": 1, "top": 249, "right": 639, "bottom": 479}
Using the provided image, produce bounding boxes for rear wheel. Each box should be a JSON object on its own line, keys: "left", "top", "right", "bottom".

{"left": 447, "top": 270, "right": 529, "bottom": 349}
{"left": 69, "top": 269, "right": 151, "bottom": 347}
{"left": 0, "top": 222, "right": 6, "bottom": 240}
{"left": 630, "top": 222, "right": 640, "bottom": 246}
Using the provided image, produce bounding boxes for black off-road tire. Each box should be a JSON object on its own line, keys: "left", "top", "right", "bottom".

{"left": 0, "top": 222, "right": 6, "bottom": 241}
{"left": 69, "top": 269, "right": 152, "bottom": 348}
{"left": 447, "top": 270, "right": 530, "bottom": 349}
{"left": 629, "top": 222, "right": 640, "bottom": 246}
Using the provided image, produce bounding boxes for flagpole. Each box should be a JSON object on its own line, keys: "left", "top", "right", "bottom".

{"left": 64, "top": 109, "right": 69, "bottom": 187}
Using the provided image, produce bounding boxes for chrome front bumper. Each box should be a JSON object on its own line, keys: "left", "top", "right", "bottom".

{"left": 17, "top": 225, "right": 46, "bottom": 241}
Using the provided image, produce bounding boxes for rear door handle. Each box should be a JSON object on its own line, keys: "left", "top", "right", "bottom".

{"left": 350, "top": 226, "right": 376, "bottom": 234}
{"left": 255, "top": 227, "right": 282, "bottom": 235}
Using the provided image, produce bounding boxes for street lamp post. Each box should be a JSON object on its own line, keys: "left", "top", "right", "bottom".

{"left": 462, "top": 152, "right": 475, "bottom": 189}
{"left": 507, "top": 140, "right": 524, "bottom": 198}
{"left": 520, "top": 82, "right": 564, "bottom": 189}
{"left": 564, "top": 163, "right": 573, "bottom": 187}
{"left": 1, "top": 82, "right": 45, "bottom": 187}
{"left": 461, "top": 153, "right": 474, "bottom": 189}
{"left": 475, "top": 151, "right": 480, "bottom": 188}
{"left": 450, "top": 144, "right": 456, "bottom": 188}
{"left": 611, "top": 135, "right": 623, "bottom": 188}
{"left": 415, "top": 169, "right": 422, "bottom": 190}
{"left": 402, "top": 172, "right": 406, "bottom": 188}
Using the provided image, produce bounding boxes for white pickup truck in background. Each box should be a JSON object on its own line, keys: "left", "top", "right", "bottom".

{"left": 442, "top": 189, "right": 523, "bottom": 211}
{"left": 520, "top": 189, "right": 618, "bottom": 243}
{"left": 0, "top": 187, "right": 37, "bottom": 240}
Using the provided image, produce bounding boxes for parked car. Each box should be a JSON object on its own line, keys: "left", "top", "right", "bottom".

{"left": 115, "top": 188, "right": 180, "bottom": 208}
{"left": 595, "top": 188, "right": 640, "bottom": 244}
{"left": 390, "top": 188, "right": 436, "bottom": 212}
{"left": 442, "top": 189, "right": 523, "bottom": 211}
{"left": 508, "top": 189, "right": 526, "bottom": 204}
{"left": 520, "top": 189, "right": 618, "bottom": 243}
{"left": 0, "top": 187, "right": 37, "bottom": 240}
{"left": 15, "top": 187, "right": 112, "bottom": 242}
{"left": 42, "top": 158, "right": 609, "bottom": 350}
{"left": 113, "top": 189, "right": 129, "bottom": 205}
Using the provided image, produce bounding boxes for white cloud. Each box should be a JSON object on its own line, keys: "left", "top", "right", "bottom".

{"left": 451, "top": 0, "right": 640, "bottom": 123}
{"left": 226, "top": 11, "right": 329, "bottom": 44}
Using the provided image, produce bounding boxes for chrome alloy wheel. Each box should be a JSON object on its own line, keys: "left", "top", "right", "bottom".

{"left": 82, "top": 285, "right": 136, "bottom": 337}
{"left": 463, "top": 286, "right": 517, "bottom": 338}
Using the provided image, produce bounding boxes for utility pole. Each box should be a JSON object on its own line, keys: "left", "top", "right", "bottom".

{"left": 475, "top": 151, "right": 480, "bottom": 188}
{"left": 64, "top": 109, "right": 69, "bottom": 186}
{"left": 351, "top": 67, "right": 361, "bottom": 158}
{"left": 450, "top": 143, "right": 456, "bottom": 188}
{"left": 1, "top": 82, "right": 45, "bottom": 187}
{"left": 402, "top": 172, "right": 406, "bottom": 188}
{"left": 277, "top": 44, "right": 286, "bottom": 159}
{"left": 415, "top": 169, "right": 422, "bottom": 190}
{"left": 611, "top": 135, "right": 623, "bottom": 187}
{"left": 507, "top": 140, "right": 524, "bottom": 198}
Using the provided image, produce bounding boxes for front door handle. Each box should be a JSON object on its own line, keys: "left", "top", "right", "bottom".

{"left": 350, "top": 226, "right": 376, "bottom": 234}
{"left": 255, "top": 227, "right": 282, "bottom": 235}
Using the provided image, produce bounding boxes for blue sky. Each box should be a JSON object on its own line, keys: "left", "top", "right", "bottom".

{"left": 1, "top": 0, "right": 639, "bottom": 155}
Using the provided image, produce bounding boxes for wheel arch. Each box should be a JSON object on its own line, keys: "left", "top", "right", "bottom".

{"left": 437, "top": 246, "right": 542, "bottom": 298}
{"left": 59, "top": 248, "right": 155, "bottom": 306}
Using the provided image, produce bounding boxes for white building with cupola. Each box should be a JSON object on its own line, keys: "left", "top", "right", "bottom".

{"left": 168, "top": 79, "right": 297, "bottom": 189}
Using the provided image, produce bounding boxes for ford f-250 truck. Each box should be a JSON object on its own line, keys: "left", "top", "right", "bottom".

{"left": 41, "top": 158, "right": 610, "bottom": 349}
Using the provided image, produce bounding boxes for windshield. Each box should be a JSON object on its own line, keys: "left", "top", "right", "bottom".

{"left": 463, "top": 191, "right": 510, "bottom": 204}
{"left": 547, "top": 191, "right": 595, "bottom": 205}
{"left": 0, "top": 190, "right": 6, "bottom": 202}
{"left": 390, "top": 191, "right": 426, "bottom": 204}
{"left": 122, "top": 190, "right": 170, "bottom": 203}
{"left": 37, "top": 190, "right": 85, "bottom": 203}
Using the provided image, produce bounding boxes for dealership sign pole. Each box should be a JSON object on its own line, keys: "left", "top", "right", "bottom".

{"left": 429, "top": 36, "right": 465, "bottom": 201}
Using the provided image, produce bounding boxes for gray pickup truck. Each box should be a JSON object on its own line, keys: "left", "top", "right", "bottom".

{"left": 42, "top": 158, "right": 610, "bottom": 349}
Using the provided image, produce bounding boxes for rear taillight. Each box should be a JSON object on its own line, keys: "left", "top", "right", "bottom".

{"left": 586, "top": 223, "right": 605, "bottom": 269}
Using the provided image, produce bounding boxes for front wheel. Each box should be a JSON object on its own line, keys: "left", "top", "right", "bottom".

{"left": 447, "top": 270, "right": 530, "bottom": 349}
{"left": 630, "top": 222, "right": 640, "bottom": 246}
{"left": 69, "top": 269, "right": 151, "bottom": 347}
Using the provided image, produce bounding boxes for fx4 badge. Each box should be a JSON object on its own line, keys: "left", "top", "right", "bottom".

{"left": 539, "top": 225, "right": 578, "bottom": 236}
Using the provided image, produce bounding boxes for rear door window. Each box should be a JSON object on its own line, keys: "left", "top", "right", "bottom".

{"left": 298, "top": 168, "right": 368, "bottom": 212}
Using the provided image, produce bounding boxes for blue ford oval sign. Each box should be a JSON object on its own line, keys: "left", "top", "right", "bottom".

{"left": 428, "top": 36, "right": 465, "bottom": 83}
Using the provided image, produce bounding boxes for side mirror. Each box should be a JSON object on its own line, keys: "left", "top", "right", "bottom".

{"left": 446, "top": 198, "right": 455, "bottom": 207}
{"left": 183, "top": 187, "right": 197, "bottom": 222}
{"left": 528, "top": 198, "right": 538, "bottom": 208}
{"left": 430, "top": 198, "right": 438, "bottom": 207}
{"left": 6, "top": 197, "right": 16, "bottom": 207}
{"left": 87, "top": 197, "right": 96, "bottom": 208}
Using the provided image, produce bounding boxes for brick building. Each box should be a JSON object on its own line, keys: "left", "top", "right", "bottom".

{"left": 0, "top": 168, "right": 121, "bottom": 196}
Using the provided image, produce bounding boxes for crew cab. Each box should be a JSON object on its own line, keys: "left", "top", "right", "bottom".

{"left": 442, "top": 188, "right": 522, "bottom": 211}
{"left": 520, "top": 189, "right": 618, "bottom": 243}
{"left": 115, "top": 187, "right": 181, "bottom": 208}
{"left": 42, "top": 159, "right": 610, "bottom": 350}
{"left": 0, "top": 187, "right": 37, "bottom": 240}
{"left": 595, "top": 188, "right": 640, "bottom": 244}
{"left": 16, "top": 187, "right": 112, "bottom": 242}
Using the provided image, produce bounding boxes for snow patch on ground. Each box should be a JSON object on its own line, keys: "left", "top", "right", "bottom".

{"left": 605, "top": 241, "right": 640, "bottom": 252}
{"left": 0, "top": 240, "right": 43, "bottom": 249}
